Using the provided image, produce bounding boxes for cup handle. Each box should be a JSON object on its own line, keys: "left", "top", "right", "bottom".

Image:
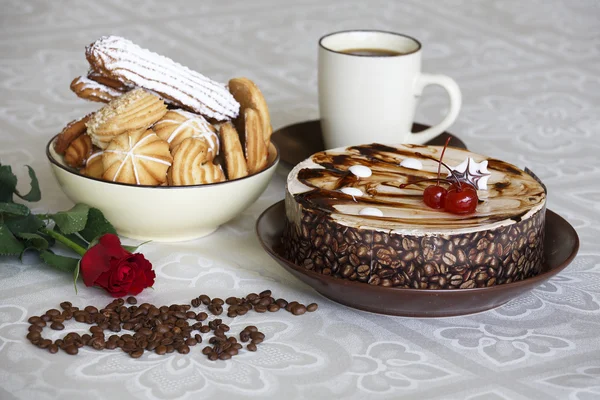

{"left": 404, "top": 73, "right": 462, "bottom": 144}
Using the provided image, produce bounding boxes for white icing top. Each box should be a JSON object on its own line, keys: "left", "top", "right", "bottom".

{"left": 400, "top": 158, "right": 423, "bottom": 170}
{"left": 340, "top": 187, "right": 363, "bottom": 197}
{"left": 349, "top": 165, "right": 372, "bottom": 178}
{"left": 359, "top": 207, "right": 383, "bottom": 217}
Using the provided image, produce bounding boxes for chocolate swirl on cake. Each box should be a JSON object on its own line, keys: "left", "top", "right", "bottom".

{"left": 287, "top": 144, "right": 546, "bottom": 234}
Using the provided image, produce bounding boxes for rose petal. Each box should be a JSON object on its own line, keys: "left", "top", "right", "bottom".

{"left": 98, "top": 234, "right": 130, "bottom": 258}
{"left": 80, "top": 242, "right": 112, "bottom": 287}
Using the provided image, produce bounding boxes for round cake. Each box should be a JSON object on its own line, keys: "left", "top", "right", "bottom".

{"left": 282, "top": 143, "right": 547, "bottom": 289}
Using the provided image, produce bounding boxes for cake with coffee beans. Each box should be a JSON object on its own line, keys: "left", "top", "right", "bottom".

{"left": 282, "top": 142, "right": 547, "bottom": 289}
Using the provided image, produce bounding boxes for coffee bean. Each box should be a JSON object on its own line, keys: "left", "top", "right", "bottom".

{"left": 247, "top": 343, "right": 257, "bottom": 352}
{"left": 26, "top": 332, "right": 41, "bottom": 342}
{"left": 275, "top": 299, "right": 288, "bottom": 308}
{"left": 307, "top": 303, "right": 318, "bottom": 312}
{"left": 291, "top": 304, "right": 307, "bottom": 316}
{"left": 219, "top": 352, "right": 231, "bottom": 360}
{"left": 199, "top": 295, "right": 210, "bottom": 305}
{"left": 50, "top": 322, "right": 65, "bottom": 330}
{"left": 129, "top": 349, "right": 144, "bottom": 358}
{"left": 178, "top": 345, "right": 190, "bottom": 354}
{"left": 196, "top": 312, "right": 208, "bottom": 321}
{"left": 268, "top": 304, "right": 280, "bottom": 312}
{"left": 202, "top": 346, "right": 212, "bottom": 355}
{"left": 259, "top": 290, "right": 272, "bottom": 298}
{"left": 212, "top": 298, "right": 224, "bottom": 306}
{"left": 48, "top": 344, "right": 59, "bottom": 354}
{"left": 84, "top": 306, "right": 98, "bottom": 314}
{"left": 28, "top": 325, "right": 42, "bottom": 333}
{"left": 64, "top": 345, "right": 78, "bottom": 355}
{"left": 208, "top": 352, "right": 219, "bottom": 361}
{"left": 46, "top": 309, "right": 61, "bottom": 317}
{"left": 254, "top": 305, "right": 267, "bottom": 313}
{"left": 126, "top": 297, "right": 137, "bottom": 305}
{"left": 89, "top": 337, "right": 106, "bottom": 350}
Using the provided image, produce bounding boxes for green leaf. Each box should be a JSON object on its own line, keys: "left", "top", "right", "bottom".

{"left": 0, "top": 164, "right": 17, "bottom": 203}
{"left": 15, "top": 166, "right": 41, "bottom": 202}
{"left": 122, "top": 240, "right": 151, "bottom": 253}
{"left": 5, "top": 213, "right": 44, "bottom": 235}
{"left": 79, "top": 207, "right": 117, "bottom": 243}
{"left": 39, "top": 250, "right": 80, "bottom": 274}
{"left": 0, "top": 202, "right": 30, "bottom": 217}
{"left": 16, "top": 232, "right": 48, "bottom": 251}
{"left": 50, "top": 203, "right": 90, "bottom": 235}
{"left": 0, "top": 223, "right": 25, "bottom": 255}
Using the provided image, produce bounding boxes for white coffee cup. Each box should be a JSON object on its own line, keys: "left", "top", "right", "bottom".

{"left": 318, "top": 30, "right": 461, "bottom": 149}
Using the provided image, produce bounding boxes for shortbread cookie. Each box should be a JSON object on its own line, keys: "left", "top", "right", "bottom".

{"left": 103, "top": 129, "right": 172, "bottom": 185}
{"left": 244, "top": 108, "right": 268, "bottom": 175}
{"left": 88, "top": 69, "right": 131, "bottom": 91}
{"left": 64, "top": 134, "right": 93, "bottom": 168}
{"left": 153, "top": 109, "right": 219, "bottom": 157}
{"left": 168, "top": 137, "right": 225, "bottom": 185}
{"left": 228, "top": 77, "right": 272, "bottom": 144}
{"left": 55, "top": 114, "right": 92, "bottom": 155}
{"left": 80, "top": 150, "right": 104, "bottom": 179}
{"left": 86, "top": 89, "right": 167, "bottom": 149}
{"left": 85, "top": 36, "right": 240, "bottom": 120}
{"left": 70, "top": 76, "right": 124, "bottom": 103}
{"left": 218, "top": 122, "right": 248, "bottom": 180}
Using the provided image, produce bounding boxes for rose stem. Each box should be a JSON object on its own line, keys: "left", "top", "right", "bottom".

{"left": 39, "top": 227, "right": 87, "bottom": 256}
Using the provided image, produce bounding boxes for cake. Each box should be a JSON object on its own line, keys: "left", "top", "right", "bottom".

{"left": 282, "top": 143, "right": 547, "bottom": 289}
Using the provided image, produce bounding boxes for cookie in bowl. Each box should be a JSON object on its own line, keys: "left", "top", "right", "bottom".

{"left": 282, "top": 142, "right": 546, "bottom": 289}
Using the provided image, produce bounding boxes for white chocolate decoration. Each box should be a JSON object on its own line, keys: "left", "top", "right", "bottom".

{"left": 340, "top": 187, "right": 363, "bottom": 197}
{"left": 359, "top": 207, "right": 383, "bottom": 217}
{"left": 349, "top": 165, "right": 372, "bottom": 178}
{"left": 449, "top": 157, "right": 491, "bottom": 190}
{"left": 400, "top": 158, "right": 423, "bottom": 170}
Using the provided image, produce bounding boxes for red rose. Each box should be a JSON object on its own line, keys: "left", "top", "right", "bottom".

{"left": 80, "top": 233, "right": 155, "bottom": 297}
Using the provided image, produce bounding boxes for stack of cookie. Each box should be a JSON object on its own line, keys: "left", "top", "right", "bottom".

{"left": 55, "top": 36, "right": 273, "bottom": 186}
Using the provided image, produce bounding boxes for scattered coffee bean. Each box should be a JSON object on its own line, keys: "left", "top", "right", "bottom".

{"left": 64, "top": 345, "right": 78, "bottom": 355}
{"left": 50, "top": 322, "right": 64, "bottom": 330}
{"left": 247, "top": 343, "right": 257, "bottom": 352}
{"left": 291, "top": 304, "right": 307, "bottom": 316}
{"left": 126, "top": 297, "right": 137, "bottom": 305}
{"left": 307, "top": 303, "right": 318, "bottom": 312}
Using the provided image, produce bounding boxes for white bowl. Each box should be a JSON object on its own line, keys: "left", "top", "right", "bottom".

{"left": 46, "top": 135, "right": 279, "bottom": 242}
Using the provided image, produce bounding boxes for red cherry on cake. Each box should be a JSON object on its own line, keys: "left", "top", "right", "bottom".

{"left": 423, "top": 185, "right": 447, "bottom": 209}
{"left": 445, "top": 182, "right": 478, "bottom": 214}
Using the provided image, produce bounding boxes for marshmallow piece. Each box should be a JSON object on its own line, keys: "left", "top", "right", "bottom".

{"left": 400, "top": 158, "right": 423, "bottom": 170}
{"left": 340, "top": 187, "right": 363, "bottom": 197}
{"left": 359, "top": 207, "right": 383, "bottom": 217}
{"left": 349, "top": 165, "right": 372, "bottom": 178}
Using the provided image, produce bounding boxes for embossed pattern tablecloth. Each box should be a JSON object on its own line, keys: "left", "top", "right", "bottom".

{"left": 1, "top": 1, "right": 599, "bottom": 399}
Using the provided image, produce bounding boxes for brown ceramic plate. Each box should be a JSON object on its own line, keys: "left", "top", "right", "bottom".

{"left": 256, "top": 201, "right": 579, "bottom": 317}
{"left": 271, "top": 120, "right": 467, "bottom": 167}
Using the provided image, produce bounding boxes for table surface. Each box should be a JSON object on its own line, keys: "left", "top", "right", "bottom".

{"left": 1, "top": 1, "right": 599, "bottom": 399}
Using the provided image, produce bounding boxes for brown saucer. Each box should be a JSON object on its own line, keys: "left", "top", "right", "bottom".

{"left": 271, "top": 120, "right": 467, "bottom": 167}
{"left": 256, "top": 201, "right": 579, "bottom": 317}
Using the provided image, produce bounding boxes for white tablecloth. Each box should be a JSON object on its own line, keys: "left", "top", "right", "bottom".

{"left": 1, "top": 1, "right": 599, "bottom": 399}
